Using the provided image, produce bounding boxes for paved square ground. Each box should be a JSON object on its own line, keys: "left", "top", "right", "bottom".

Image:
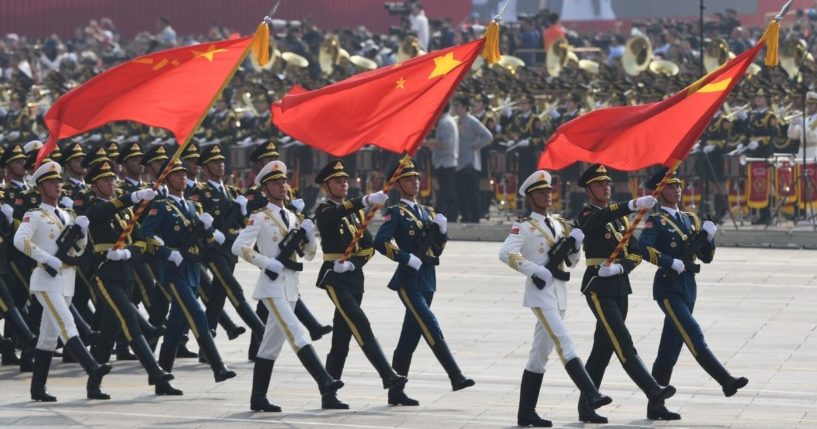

{"left": 2, "top": 242, "right": 816, "bottom": 428}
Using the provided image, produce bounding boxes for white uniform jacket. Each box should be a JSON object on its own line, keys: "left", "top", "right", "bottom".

{"left": 13, "top": 204, "right": 87, "bottom": 296}
{"left": 232, "top": 203, "right": 316, "bottom": 301}
{"left": 499, "top": 212, "right": 581, "bottom": 310}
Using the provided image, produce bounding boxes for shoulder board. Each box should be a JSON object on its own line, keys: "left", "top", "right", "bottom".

{"left": 250, "top": 207, "right": 265, "bottom": 216}
{"left": 516, "top": 216, "right": 532, "bottom": 223}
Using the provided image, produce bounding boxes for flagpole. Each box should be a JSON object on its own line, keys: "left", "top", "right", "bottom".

{"left": 111, "top": 22, "right": 269, "bottom": 249}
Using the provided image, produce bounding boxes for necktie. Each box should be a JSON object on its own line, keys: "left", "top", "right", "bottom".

{"left": 544, "top": 217, "right": 556, "bottom": 236}
{"left": 675, "top": 212, "right": 686, "bottom": 233}
{"left": 280, "top": 209, "right": 289, "bottom": 228}
{"left": 53, "top": 209, "right": 64, "bottom": 226}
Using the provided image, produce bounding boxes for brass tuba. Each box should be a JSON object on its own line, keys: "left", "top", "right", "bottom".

{"left": 496, "top": 55, "right": 526, "bottom": 76}
{"left": 703, "top": 38, "right": 734, "bottom": 73}
{"left": 547, "top": 37, "right": 575, "bottom": 77}
{"left": 397, "top": 36, "right": 424, "bottom": 62}
{"left": 622, "top": 35, "right": 652, "bottom": 76}
{"left": 319, "top": 35, "right": 341, "bottom": 75}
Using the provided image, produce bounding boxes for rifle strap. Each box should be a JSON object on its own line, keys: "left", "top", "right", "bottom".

{"left": 657, "top": 212, "right": 688, "bottom": 241}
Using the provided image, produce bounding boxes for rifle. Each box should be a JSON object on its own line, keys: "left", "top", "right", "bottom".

{"left": 44, "top": 224, "right": 84, "bottom": 277}
{"left": 532, "top": 236, "right": 577, "bottom": 289}
{"left": 402, "top": 222, "right": 443, "bottom": 279}
{"left": 264, "top": 227, "right": 307, "bottom": 281}
{"left": 176, "top": 220, "right": 208, "bottom": 263}
{"left": 665, "top": 208, "right": 727, "bottom": 279}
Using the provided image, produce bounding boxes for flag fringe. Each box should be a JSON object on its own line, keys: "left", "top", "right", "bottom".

{"left": 250, "top": 21, "right": 270, "bottom": 67}
{"left": 759, "top": 20, "right": 780, "bottom": 67}
{"left": 481, "top": 21, "right": 501, "bottom": 64}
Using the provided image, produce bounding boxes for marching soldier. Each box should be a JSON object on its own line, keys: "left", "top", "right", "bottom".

{"left": 140, "top": 159, "right": 237, "bottom": 393}
{"left": 245, "top": 141, "right": 332, "bottom": 361}
{"left": 83, "top": 159, "right": 176, "bottom": 391}
{"left": 638, "top": 168, "right": 748, "bottom": 420}
{"left": 373, "top": 158, "right": 475, "bottom": 406}
{"left": 499, "top": 170, "right": 612, "bottom": 427}
{"left": 231, "top": 160, "right": 343, "bottom": 412}
{"left": 13, "top": 161, "right": 112, "bottom": 401}
{"left": 181, "top": 141, "right": 201, "bottom": 195}
{"left": 192, "top": 144, "right": 265, "bottom": 338}
{"left": 313, "top": 159, "right": 408, "bottom": 409}
{"left": 574, "top": 164, "right": 675, "bottom": 424}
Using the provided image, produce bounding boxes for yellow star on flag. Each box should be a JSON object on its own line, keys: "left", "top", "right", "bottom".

{"left": 428, "top": 52, "right": 463, "bottom": 79}
{"left": 395, "top": 76, "right": 407, "bottom": 89}
{"left": 192, "top": 45, "right": 229, "bottom": 62}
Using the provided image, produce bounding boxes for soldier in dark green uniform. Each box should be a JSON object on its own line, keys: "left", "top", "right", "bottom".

{"left": 574, "top": 164, "right": 675, "bottom": 424}
{"left": 83, "top": 159, "right": 175, "bottom": 391}
{"left": 314, "top": 159, "right": 408, "bottom": 409}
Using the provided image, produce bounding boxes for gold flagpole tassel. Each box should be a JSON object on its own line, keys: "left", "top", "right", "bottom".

{"left": 250, "top": 20, "right": 271, "bottom": 67}
{"left": 481, "top": 21, "right": 502, "bottom": 64}
{"left": 759, "top": 20, "right": 780, "bottom": 67}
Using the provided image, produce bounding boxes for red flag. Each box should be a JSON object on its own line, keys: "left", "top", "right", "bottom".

{"left": 538, "top": 43, "right": 764, "bottom": 171}
{"left": 271, "top": 39, "right": 485, "bottom": 156}
{"left": 38, "top": 36, "right": 255, "bottom": 166}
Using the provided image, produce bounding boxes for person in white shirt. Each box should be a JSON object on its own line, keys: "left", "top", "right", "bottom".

{"left": 409, "top": 2, "right": 430, "bottom": 51}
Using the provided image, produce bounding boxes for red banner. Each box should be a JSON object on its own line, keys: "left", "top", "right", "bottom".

{"left": 797, "top": 163, "right": 817, "bottom": 209}
{"left": 775, "top": 160, "right": 797, "bottom": 214}
{"left": 747, "top": 161, "right": 771, "bottom": 209}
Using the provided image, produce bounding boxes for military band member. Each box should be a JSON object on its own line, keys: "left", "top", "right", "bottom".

{"left": 192, "top": 144, "right": 265, "bottom": 338}
{"left": 83, "top": 159, "right": 175, "bottom": 391}
{"left": 231, "top": 160, "right": 343, "bottom": 412}
{"left": 739, "top": 88, "right": 783, "bottom": 159}
{"left": 574, "top": 164, "right": 675, "bottom": 424}
{"left": 14, "top": 161, "right": 112, "bottom": 401}
{"left": 140, "top": 159, "right": 237, "bottom": 392}
{"left": 638, "top": 168, "right": 748, "bottom": 420}
{"left": 373, "top": 158, "right": 475, "bottom": 406}
{"left": 314, "top": 159, "right": 408, "bottom": 409}
{"left": 0, "top": 92, "right": 33, "bottom": 145}
{"left": 499, "top": 170, "right": 612, "bottom": 428}
{"left": 787, "top": 91, "right": 817, "bottom": 159}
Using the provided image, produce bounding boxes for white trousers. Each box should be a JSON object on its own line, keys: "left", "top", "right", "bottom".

{"left": 33, "top": 292, "right": 79, "bottom": 351}
{"left": 525, "top": 307, "right": 578, "bottom": 373}
{"left": 257, "top": 296, "right": 311, "bottom": 360}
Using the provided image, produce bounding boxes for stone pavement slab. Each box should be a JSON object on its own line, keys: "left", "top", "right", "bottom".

{"left": 1, "top": 243, "right": 816, "bottom": 428}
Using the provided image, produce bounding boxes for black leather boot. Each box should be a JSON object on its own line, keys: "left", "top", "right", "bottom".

{"left": 694, "top": 346, "right": 748, "bottom": 397}
{"left": 361, "top": 339, "right": 408, "bottom": 390}
{"left": 218, "top": 310, "right": 246, "bottom": 340}
{"left": 155, "top": 343, "right": 183, "bottom": 396}
{"left": 64, "top": 336, "right": 111, "bottom": 400}
{"left": 621, "top": 355, "right": 675, "bottom": 402}
{"left": 430, "top": 339, "right": 475, "bottom": 391}
{"left": 250, "top": 357, "right": 281, "bottom": 412}
{"left": 236, "top": 301, "right": 265, "bottom": 339}
{"left": 130, "top": 334, "right": 173, "bottom": 386}
{"left": 517, "top": 370, "right": 552, "bottom": 427}
{"left": 294, "top": 299, "right": 332, "bottom": 341}
{"left": 197, "top": 331, "right": 236, "bottom": 383}
{"left": 176, "top": 335, "right": 198, "bottom": 358}
{"left": 116, "top": 338, "right": 138, "bottom": 361}
{"left": 565, "top": 357, "right": 612, "bottom": 409}
{"left": 323, "top": 353, "right": 349, "bottom": 409}
{"left": 388, "top": 351, "right": 419, "bottom": 406}
{"left": 647, "top": 364, "right": 681, "bottom": 420}
{"left": 578, "top": 394, "right": 609, "bottom": 423}
{"left": 30, "top": 349, "right": 57, "bottom": 402}
{"left": 296, "top": 344, "right": 343, "bottom": 394}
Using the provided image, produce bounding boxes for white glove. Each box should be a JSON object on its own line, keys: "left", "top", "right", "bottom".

{"left": 59, "top": 196, "right": 74, "bottom": 209}
{"left": 630, "top": 195, "right": 657, "bottom": 211}
{"left": 502, "top": 96, "right": 513, "bottom": 117}
{"left": 598, "top": 263, "right": 624, "bottom": 277}
{"left": 333, "top": 260, "right": 356, "bottom": 273}
{"left": 364, "top": 191, "right": 388, "bottom": 207}
{"left": 569, "top": 228, "right": 585, "bottom": 246}
{"left": 74, "top": 215, "right": 89, "bottom": 233}
{"left": 518, "top": 138, "right": 531, "bottom": 148}
{"left": 300, "top": 218, "right": 315, "bottom": 241}
{"left": 234, "top": 195, "right": 248, "bottom": 215}
{"left": 736, "top": 111, "right": 748, "bottom": 121}
{"left": 291, "top": 198, "right": 305, "bottom": 213}
{"left": 199, "top": 212, "right": 214, "bottom": 229}
{"left": 407, "top": 254, "right": 422, "bottom": 271}
{"left": 1, "top": 204, "right": 14, "bottom": 223}
{"left": 265, "top": 258, "right": 284, "bottom": 274}
{"left": 703, "top": 144, "right": 716, "bottom": 154}
{"left": 106, "top": 248, "right": 131, "bottom": 261}
{"left": 702, "top": 220, "right": 717, "bottom": 241}
{"left": 432, "top": 213, "right": 447, "bottom": 234}
{"left": 152, "top": 236, "right": 165, "bottom": 246}
{"left": 670, "top": 258, "right": 685, "bottom": 274}
{"left": 748, "top": 140, "right": 760, "bottom": 150}
{"left": 90, "top": 133, "right": 102, "bottom": 142}
{"left": 533, "top": 266, "right": 553, "bottom": 285}
{"left": 736, "top": 142, "right": 745, "bottom": 151}
{"left": 131, "top": 189, "right": 157, "bottom": 203}
{"left": 8, "top": 131, "right": 20, "bottom": 140}
{"left": 45, "top": 255, "right": 62, "bottom": 271}
{"left": 167, "top": 250, "right": 183, "bottom": 266}
{"left": 213, "top": 229, "right": 226, "bottom": 245}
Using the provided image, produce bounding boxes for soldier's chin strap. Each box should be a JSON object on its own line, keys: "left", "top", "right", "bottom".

{"left": 526, "top": 194, "right": 548, "bottom": 213}
{"left": 586, "top": 186, "right": 606, "bottom": 206}
{"left": 323, "top": 183, "right": 345, "bottom": 201}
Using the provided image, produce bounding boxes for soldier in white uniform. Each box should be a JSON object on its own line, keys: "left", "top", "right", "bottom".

{"left": 232, "top": 160, "right": 343, "bottom": 412}
{"left": 13, "top": 161, "right": 112, "bottom": 402}
{"left": 499, "top": 170, "right": 612, "bottom": 427}
{"left": 787, "top": 91, "right": 817, "bottom": 159}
